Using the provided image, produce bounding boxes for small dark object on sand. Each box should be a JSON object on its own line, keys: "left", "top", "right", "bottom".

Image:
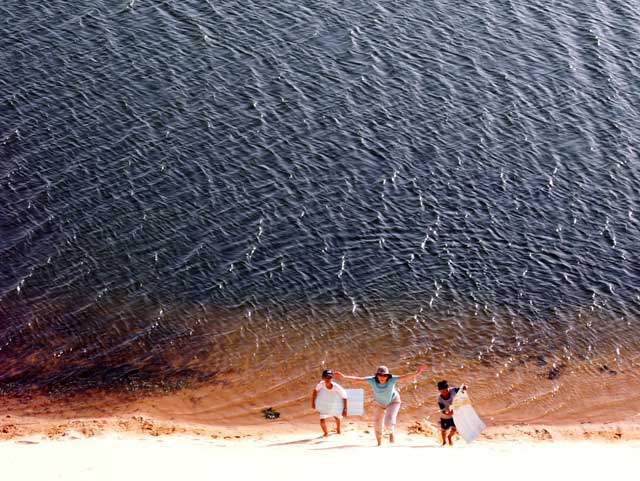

{"left": 547, "top": 366, "right": 561, "bottom": 380}
{"left": 262, "top": 407, "right": 280, "bottom": 419}
{"left": 598, "top": 365, "right": 617, "bottom": 376}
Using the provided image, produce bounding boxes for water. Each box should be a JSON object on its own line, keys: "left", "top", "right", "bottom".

{"left": 1, "top": 0, "right": 639, "bottom": 425}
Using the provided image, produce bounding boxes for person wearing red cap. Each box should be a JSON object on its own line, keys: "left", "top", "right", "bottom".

{"left": 335, "top": 364, "right": 427, "bottom": 445}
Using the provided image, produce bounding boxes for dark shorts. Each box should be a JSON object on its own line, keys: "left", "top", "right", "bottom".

{"left": 440, "top": 418, "right": 456, "bottom": 430}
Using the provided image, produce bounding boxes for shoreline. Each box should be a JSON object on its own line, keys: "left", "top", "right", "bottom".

{"left": 3, "top": 411, "right": 640, "bottom": 443}
{"left": 3, "top": 379, "right": 640, "bottom": 445}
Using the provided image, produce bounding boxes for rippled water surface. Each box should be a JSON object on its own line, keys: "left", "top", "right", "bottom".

{"left": 1, "top": 0, "right": 639, "bottom": 423}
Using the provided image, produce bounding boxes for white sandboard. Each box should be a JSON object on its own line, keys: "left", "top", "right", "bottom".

{"left": 452, "top": 389, "right": 485, "bottom": 443}
{"left": 316, "top": 388, "right": 364, "bottom": 417}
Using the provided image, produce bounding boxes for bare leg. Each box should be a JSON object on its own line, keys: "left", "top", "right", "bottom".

{"left": 375, "top": 432, "right": 382, "bottom": 446}
{"left": 320, "top": 419, "right": 328, "bottom": 437}
{"left": 334, "top": 416, "right": 342, "bottom": 434}
{"left": 441, "top": 430, "right": 447, "bottom": 446}
{"left": 389, "top": 432, "right": 395, "bottom": 443}
{"left": 448, "top": 427, "right": 457, "bottom": 446}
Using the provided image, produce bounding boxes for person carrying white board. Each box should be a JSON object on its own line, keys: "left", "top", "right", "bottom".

{"left": 436, "top": 379, "right": 467, "bottom": 446}
{"left": 311, "top": 369, "right": 348, "bottom": 436}
{"left": 335, "top": 364, "right": 427, "bottom": 446}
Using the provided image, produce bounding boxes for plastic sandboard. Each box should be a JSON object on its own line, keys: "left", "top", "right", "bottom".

{"left": 452, "top": 389, "right": 486, "bottom": 443}
{"left": 315, "top": 388, "right": 364, "bottom": 416}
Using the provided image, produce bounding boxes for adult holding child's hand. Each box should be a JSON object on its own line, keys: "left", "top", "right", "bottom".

{"left": 335, "top": 364, "right": 427, "bottom": 446}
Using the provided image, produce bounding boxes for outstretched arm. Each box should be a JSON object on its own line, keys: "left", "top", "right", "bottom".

{"left": 334, "top": 371, "right": 368, "bottom": 385}
{"left": 394, "top": 364, "right": 428, "bottom": 382}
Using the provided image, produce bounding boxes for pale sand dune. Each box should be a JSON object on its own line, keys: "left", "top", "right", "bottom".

{"left": 3, "top": 432, "right": 639, "bottom": 481}
{"left": 2, "top": 418, "right": 640, "bottom": 481}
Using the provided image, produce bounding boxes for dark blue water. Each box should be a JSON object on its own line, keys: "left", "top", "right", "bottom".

{"left": 1, "top": 0, "right": 639, "bottom": 411}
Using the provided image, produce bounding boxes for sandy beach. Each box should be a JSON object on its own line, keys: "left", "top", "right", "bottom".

{"left": 2, "top": 411, "right": 640, "bottom": 481}
{"left": 2, "top": 371, "right": 639, "bottom": 480}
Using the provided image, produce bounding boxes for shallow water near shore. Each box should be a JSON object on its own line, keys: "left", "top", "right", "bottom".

{"left": 1, "top": 0, "right": 640, "bottom": 424}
